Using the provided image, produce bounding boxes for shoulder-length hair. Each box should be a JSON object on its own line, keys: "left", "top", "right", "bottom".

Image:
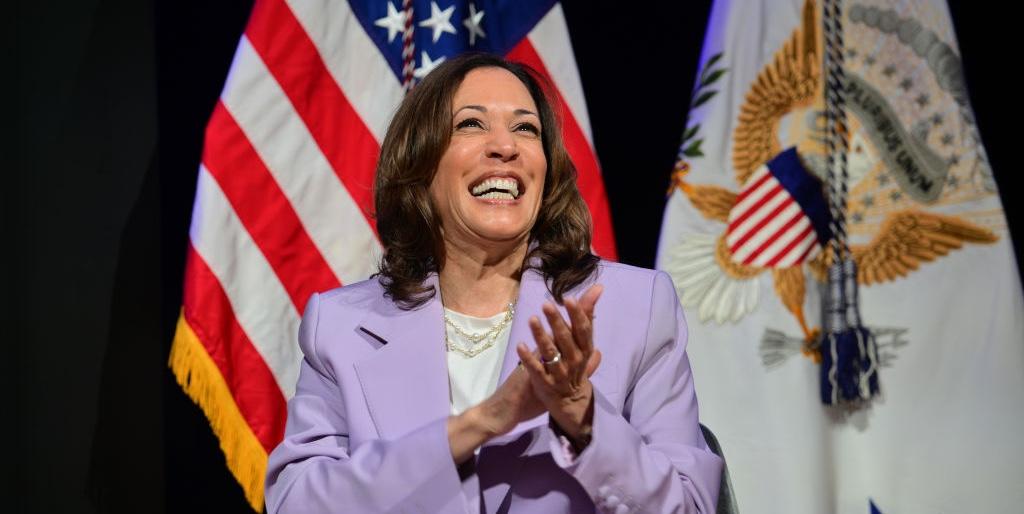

{"left": 374, "top": 53, "right": 599, "bottom": 309}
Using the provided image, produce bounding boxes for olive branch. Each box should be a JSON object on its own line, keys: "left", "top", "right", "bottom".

{"left": 678, "top": 52, "right": 727, "bottom": 159}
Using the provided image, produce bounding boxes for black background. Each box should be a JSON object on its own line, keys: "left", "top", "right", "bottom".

{"left": 8, "top": 1, "right": 1016, "bottom": 512}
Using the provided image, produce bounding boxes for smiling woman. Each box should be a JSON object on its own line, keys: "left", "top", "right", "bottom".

{"left": 374, "top": 54, "right": 598, "bottom": 312}
{"left": 264, "top": 53, "right": 723, "bottom": 513}
{"left": 428, "top": 66, "right": 550, "bottom": 306}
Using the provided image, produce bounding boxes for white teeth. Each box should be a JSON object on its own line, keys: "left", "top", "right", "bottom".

{"left": 479, "top": 191, "right": 515, "bottom": 200}
{"left": 471, "top": 177, "right": 519, "bottom": 198}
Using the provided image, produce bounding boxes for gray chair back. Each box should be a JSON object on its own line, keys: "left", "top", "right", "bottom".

{"left": 700, "top": 424, "right": 739, "bottom": 514}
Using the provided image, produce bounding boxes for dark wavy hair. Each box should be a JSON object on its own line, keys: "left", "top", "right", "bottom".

{"left": 374, "top": 53, "right": 599, "bottom": 309}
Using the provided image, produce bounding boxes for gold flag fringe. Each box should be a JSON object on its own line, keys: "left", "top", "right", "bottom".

{"left": 168, "top": 310, "right": 267, "bottom": 511}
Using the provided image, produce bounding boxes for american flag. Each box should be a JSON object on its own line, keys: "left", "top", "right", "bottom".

{"left": 168, "top": 0, "right": 616, "bottom": 509}
{"left": 725, "top": 148, "right": 830, "bottom": 268}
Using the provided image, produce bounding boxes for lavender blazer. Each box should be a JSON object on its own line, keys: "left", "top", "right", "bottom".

{"left": 265, "top": 261, "right": 723, "bottom": 513}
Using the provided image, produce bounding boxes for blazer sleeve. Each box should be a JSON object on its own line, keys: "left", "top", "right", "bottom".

{"left": 545, "top": 271, "right": 723, "bottom": 513}
{"left": 264, "top": 293, "right": 468, "bottom": 514}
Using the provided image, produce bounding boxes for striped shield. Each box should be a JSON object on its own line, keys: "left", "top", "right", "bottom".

{"left": 726, "top": 148, "right": 831, "bottom": 268}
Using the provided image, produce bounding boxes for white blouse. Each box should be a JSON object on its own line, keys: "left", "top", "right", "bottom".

{"left": 444, "top": 307, "right": 512, "bottom": 417}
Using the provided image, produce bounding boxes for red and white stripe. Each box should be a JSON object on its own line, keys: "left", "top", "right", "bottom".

{"left": 509, "top": 4, "right": 616, "bottom": 259}
{"left": 177, "top": 0, "right": 618, "bottom": 477}
{"left": 725, "top": 165, "right": 818, "bottom": 268}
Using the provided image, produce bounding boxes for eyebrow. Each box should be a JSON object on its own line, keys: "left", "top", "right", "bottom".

{"left": 454, "top": 105, "right": 539, "bottom": 117}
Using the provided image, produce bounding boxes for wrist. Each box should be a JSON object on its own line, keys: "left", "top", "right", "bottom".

{"left": 464, "top": 403, "right": 502, "bottom": 440}
{"left": 550, "top": 383, "right": 595, "bottom": 444}
{"left": 549, "top": 408, "right": 593, "bottom": 454}
{"left": 448, "top": 407, "right": 495, "bottom": 465}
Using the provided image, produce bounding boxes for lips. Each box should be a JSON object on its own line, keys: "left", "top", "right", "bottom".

{"left": 469, "top": 174, "right": 523, "bottom": 200}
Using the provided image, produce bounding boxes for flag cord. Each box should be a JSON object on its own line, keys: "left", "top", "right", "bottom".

{"left": 401, "top": 0, "right": 415, "bottom": 91}
{"left": 823, "top": 0, "right": 850, "bottom": 263}
{"left": 821, "top": 0, "right": 880, "bottom": 406}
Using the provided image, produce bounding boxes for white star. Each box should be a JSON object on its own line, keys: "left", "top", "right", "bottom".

{"left": 374, "top": 2, "right": 406, "bottom": 44}
{"left": 414, "top": 51, "right": 446, "bottom": 79}
{"left": 418, "top": 1, "right": 457, "bottom": 43}
{"left": 463, "top": 3, "right": 486, "bottom": 46}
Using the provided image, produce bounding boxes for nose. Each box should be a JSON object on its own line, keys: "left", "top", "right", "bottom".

{"left": 485, "top": 126, "right": 518, "bottom": 163}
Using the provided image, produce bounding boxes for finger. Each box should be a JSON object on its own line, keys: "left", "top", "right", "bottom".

{"left": 579, "top": 284, "right": 604, "bottom": 319}
{"left": 584, "top": 349, "right": 602, "bottom": 377}
{"left": 541, "top": 303, "right": 582, "bottom": 368}
{"left": 528, "top": 315, "right": 557, "bottom": 360}
{"left": 529, "top": 316, "right": 568, "bottom": 381}
{"left": 562, "top": 297, "right": 590, "bottom": 387}
{"left": 564, "top": 296, "right": 594, "bottom": 357}
{"left": 516, "top": 343, "right": 555, "bottom": 388}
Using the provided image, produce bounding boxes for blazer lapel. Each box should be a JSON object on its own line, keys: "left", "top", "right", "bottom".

{"left": 498, "top": 266, "right": 553, "bottom": 386}
{"left": 479, "top": 268, "right": 555, "bottom": 510}
{"left": 353, "top": 275, "right": 451, "bottom": 440}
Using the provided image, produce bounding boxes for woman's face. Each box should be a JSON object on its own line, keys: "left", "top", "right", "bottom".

{"left": 430, "top": 67, "right": 547, "bottom": 251}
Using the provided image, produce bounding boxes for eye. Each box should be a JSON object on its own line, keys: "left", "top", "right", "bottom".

{"left": 455, "top": 118, "right": 483, "bottom": 130}
{"left": 514, "top": 122, "right": 540, "bottom": 136}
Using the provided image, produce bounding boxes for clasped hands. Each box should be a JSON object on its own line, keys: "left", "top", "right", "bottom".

{"left": 476, "top": 284, "right": 604, "bottom": 448}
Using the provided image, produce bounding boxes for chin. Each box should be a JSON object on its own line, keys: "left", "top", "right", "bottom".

{"left": 465, "top": 207, "right": 533, "bottom": 231}
{"left": 467, "top": 223, "right": 532, "bottom": 245}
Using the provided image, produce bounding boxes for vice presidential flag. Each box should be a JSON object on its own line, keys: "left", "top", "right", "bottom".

{"left": 168, "top": 0, "right": 615, "bottom": 509}
{"left": 657, "top": 0, "right": 1024, "bottom": 512}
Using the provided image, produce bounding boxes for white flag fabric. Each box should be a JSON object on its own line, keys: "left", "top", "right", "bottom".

{"left": 657, "top": 1, "right": 1024, "bottom": 512}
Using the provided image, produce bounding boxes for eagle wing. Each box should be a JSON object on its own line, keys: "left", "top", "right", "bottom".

{"left": 853, "top": 210, "right": 998, "bottom": 285}
{"left": 684, "top": 183, "right": 737, "bottom": 223}
{"left": 732, "top": 0, "right": 820, "bottom": 186}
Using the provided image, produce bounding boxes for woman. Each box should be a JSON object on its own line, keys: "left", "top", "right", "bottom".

{"left": 265, "top": 53, "right": 722, "bottom": 513}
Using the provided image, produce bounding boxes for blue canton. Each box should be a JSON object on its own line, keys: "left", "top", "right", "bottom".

{"left": 349, "top": 0, "right": 558, "bottom": 83}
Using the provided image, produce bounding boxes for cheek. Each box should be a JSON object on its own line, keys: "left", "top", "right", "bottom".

{"left": 432, "top": 148, "right": 471, "bottom": 195}
{"left": 427, "top": 183, "right": 443, "bottom": 217}
{"left": 531, "top": 158, "right": 548, "bottom": 202}
{"left": 427, "top": 171, "right": 454, "bottom": 218}
{"left": 431, "top": 154, "right": 459, "bottom": 192}
{"left": 526, "top": 146, "right": 547, "bottom": 182}
{"left": 431, "top": 183, "right": 459, "bottom": 228}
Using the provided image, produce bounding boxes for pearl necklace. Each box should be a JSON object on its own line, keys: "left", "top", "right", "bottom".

{"left": 444, "top": 302, "right": 515, "bottom": 358}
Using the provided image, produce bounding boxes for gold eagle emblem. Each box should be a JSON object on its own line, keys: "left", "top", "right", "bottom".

{"left": 667, "top": 0, "right": 999, "bottom": 360}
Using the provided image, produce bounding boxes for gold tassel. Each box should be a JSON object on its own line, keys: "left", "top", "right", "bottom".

{"left": 168, "top": 310, "right": 267, "bottom": 512}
